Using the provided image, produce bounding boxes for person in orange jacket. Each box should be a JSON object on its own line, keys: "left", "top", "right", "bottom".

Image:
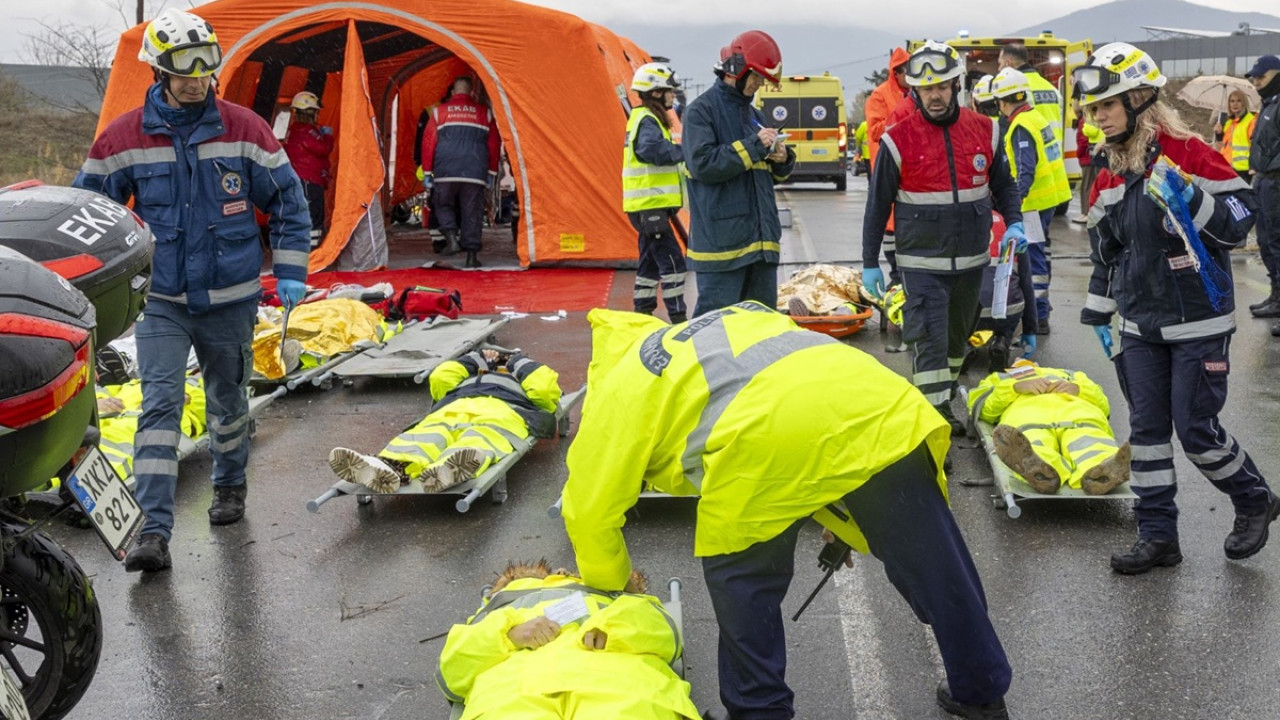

{"left": 864, "top": 47, "right": 912, "bottom": 285}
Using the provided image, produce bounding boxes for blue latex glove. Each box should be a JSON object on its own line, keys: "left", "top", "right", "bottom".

{"left": 1000, "top": 221, "right": 1029, "bottom": 255}
{"left": 1020, "top": 333, "right": 1037, "bottom": 358}
{"left": 1092, "top": 325, "right": 1113, "bottom": 358}
{"left": 277, "top": 279, "right": 306, "bottom": 311}
{"left": 320, "top": 125, "right": 333, "bottom": 136}
{"left": 862, "top": 267, "right": 886, "bottom": 298}
{"left": 422, "top": 174, "right": 434, "bottom": 190}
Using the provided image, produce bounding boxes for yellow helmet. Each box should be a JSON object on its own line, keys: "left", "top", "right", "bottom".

{"left": 291, "top": 92, "right": 322, "bottom": 111}
{"left": 990, "top": 68, "right": 1030, "bottom": 101}
{"left": 1072, "top": 42, "right": 1166, "bottom": 107}
{"left": 138, "top": 9, "right": 222, "bottom": 78}
{"left": 905, "top": 41, "right": 963, "bottom": 87}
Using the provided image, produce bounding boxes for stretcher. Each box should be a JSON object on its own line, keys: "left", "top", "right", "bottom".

{"left": 790, "top": 305, "right": 875, "bottom": 339}
{"left": 445, "top": 577, "right": 687, "bottom": 720}
{"left": 307, "top": 384, "right": 586, "bottom": 514}
{"left": 319, "top": 316, "right": 509, "bottom": 386}
{"left": 957, "top": 385, "right": 1138, "bottom": 518}
{"left": 547, "top": 484, "right": 695, "bottom": 518}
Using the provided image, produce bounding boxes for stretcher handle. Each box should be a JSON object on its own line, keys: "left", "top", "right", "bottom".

{"left": 1003, "top": 492, "right": 1022, "bottom": 519}
{"left": 667, "top": 577, "right": 682, "bottom": 604}
{"left": 455, "top": 487, "right": 484, "bottom": 513}
{"left": 307, "top": 488, "right": 340, "bottom": 513}
{"left": 547, "top": 495, "right": 563, "bottom": 519}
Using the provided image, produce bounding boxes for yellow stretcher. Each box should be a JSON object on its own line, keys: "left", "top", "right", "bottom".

{"left": 307, "top": 384, "right": 585, "bottom": 514}
{"left": 957, "top": 385, "right": 1137, "bottom": 518}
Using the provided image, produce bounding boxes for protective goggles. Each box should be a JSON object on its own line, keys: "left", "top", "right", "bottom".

{"left": 155, "top": 43, "right": 222, "bottom": 76}
{"left": 905, "top": 50, "right": 958, "bottom": 80}
{"left": 1071, "top": 66, "right": 1122, "bottom": 97}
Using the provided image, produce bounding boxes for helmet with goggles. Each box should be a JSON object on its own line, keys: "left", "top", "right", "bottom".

{"left": 905, "top": 42, "right": 963, "bottom": 87}
{"left": 139, "top": 9, "right": 222, "bottom": 78}
{"left": 1071, "top": 42, "right": 1165, "bottom": 106}
{"left": 632, "top": 63, "right": 681, "bottom": 93}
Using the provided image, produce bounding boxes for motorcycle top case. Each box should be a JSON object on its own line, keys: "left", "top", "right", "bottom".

{"left": 0, "top": 183, "right": 154, "bottom": 347}
{"left": 0, "top": 246, "right": 98, "bottom": 495}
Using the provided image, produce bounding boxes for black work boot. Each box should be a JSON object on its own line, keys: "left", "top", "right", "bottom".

{"left": 669, "top": 312, "right": 687, "bottom": 325}
{"left": 1110, "top": 538, "right": 1182, "bottom": 575}
{"left": 1224, "top": 492, "right": 1280, "bottom": 560}
{"left": 1271, "top": 320, "right": 1280, "bottom": 338}
{"left": 936, "top": 680, "right": 1009, "bottom": 720}
{"left": 936, "top": 403, "right": 965, "bottom": 436}
{"left": 1249, "top": 279, "right": 1280, "bottom": 312}
{"left": 1035, "top": 314, "right": 1051, "bottom": 334}
{"left": 208, "top": 483, "right": 248, "bottom": 526}
{"left": 988, "top": 335, "right": 1011, "bottom": 372}
{"left": 442, "top": 230, "right": 462, "bottom": 256}
{"left": 464, "top": 250, "right": 482, "bottom": 269}
{"left": 124, "top": 533, "right": 171, "bottom": 573}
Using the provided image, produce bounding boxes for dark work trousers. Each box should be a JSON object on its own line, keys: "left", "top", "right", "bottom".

{"left": 628, "top": 212, "right": 688, "bottom": 320}
{"left": 701, "top": 443, "right": 1011, "bottom": 720}
{"left": 884, "top": 231, "right": 901, "bottom": 285}
{"left": 900, "top": 268, "right": 984, "bottom": 409}
{"left": 1114, "top": 335, "right": 1272, "bottom": 542}
{"left": 1256, "top": 176, "right": 1280, "bottom": 281}
{"left": 302, "top": 181, "right": 326, "bottom": 242}
{"left": 434, "top": 181, "right": 486, "bottom": 251}
{"left": 1028, "top": 210, "right": 1054, "bottom": 323}
{"left": 692, "top": 261, "right": 777, "bottom": 318}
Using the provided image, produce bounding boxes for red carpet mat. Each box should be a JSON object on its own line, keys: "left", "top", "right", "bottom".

{"left": 264, "top": 267, "right": 615, "bottom": 313}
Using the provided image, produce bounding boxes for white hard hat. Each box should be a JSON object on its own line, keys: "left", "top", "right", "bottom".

{"left": 138, "top": 8, "right": 222, "bottom": 78}
{"left": 971, "top": 75, "right": 996, "bottom": 103}
{"left": 990, "top": 68, "right": 1031, "bottom": 100}
{"left": 291, "top": 91, "right": 321, "bottom": 111}
{"left": 632, "top": 63, "right": 680, "bottom": 93}
{"left": 905, "top": 41, "right": 963, "bottom": 87}
{"left": 1072, "top": 42, "right": 1166, "bottom": 106}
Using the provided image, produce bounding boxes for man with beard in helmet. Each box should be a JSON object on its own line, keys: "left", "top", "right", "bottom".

{"left": 74, "top": 8, "right": 311, "bottom": 572}
{"left": 862, "top": 41, "right": 1026, "bottom": 437}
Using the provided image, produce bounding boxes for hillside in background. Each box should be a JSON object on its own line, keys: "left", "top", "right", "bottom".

{"left": 1008, "top": 0, "right": 1280, "bottom": 41}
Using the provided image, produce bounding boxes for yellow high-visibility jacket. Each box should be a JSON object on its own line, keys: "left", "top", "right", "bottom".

{"left": 97, "top": 377, "right": 206, "bottom": 478}
{"left": 966, "top": 364, "right": 1110, "bottom": 430}
{"left": 436, "top": 575, "right": 699, "bottom": 720}
{"left": 563, "top": 304, "right": 950, "bottom": 591}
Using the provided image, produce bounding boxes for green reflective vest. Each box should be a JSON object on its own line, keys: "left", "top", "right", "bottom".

{"left": 622, "top": 107, "right": 683, "bottom": 212}
{"left": 1006, "top": 108, "right": 1072, "bottom": 212}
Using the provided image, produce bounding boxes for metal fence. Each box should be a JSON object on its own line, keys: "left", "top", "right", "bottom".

{"left": 1137, "top": 33, "right": 1280, "bottom": 78}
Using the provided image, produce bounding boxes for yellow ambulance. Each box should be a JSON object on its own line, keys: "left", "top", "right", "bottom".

{"left": 754, "top": 72, "right": 848, "bottom": 191}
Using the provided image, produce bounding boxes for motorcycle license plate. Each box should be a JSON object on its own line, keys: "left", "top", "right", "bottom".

{"left": 67, "top": 446, "right": 145, "bottom": 561}
{"left": 0, "top": 664, "right": 30, "bottom": 720}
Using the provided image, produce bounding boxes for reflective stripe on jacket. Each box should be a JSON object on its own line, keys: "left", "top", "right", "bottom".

{"left": 74, "top": 84, "right": 311, "bottom": 314}
{"left": 623, "top": 108, "right": 684, "bottom": 212}
{"left": 1082, "top": 133, "right": 1258, "bottom": 342}
{"left": 562, "top": 304, "right": 949, "bottom": 590}
{"left": 1221, "top": 112, "right": 1256, "bottom": 171}
{"left": 419, "top": 92, "right": 501, "bottom": 184}
{"left": 1022, "top": 66, "right": 1063, "bottom": 148}
{"left": 428, "top": 352, "right": 561, "bottom": 439}
{"left": 1005, "top": 107, "right": 1072, "bottom": 212}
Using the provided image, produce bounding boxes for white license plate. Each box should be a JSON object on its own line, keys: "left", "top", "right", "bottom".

{"left": 811, "top": 148, "right": 828, "bottom": 155}
{"left": 66, "top": 446, "right": 145, "bottom": 561}
{"left": 0, "top": 664, "right": 30, "bottom": 720}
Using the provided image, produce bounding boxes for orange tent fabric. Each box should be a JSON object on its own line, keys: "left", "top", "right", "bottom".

{"left": 96, "top": 0, "right": 660, "bottom": 268}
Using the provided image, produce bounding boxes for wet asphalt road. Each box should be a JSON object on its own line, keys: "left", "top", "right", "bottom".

{"left": 46, "top": 172, "right": 1280, "bottom": 720}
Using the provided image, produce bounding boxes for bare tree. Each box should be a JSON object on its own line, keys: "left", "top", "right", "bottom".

{"left": 20, "top": 19, "right": 114, "bottom": 115}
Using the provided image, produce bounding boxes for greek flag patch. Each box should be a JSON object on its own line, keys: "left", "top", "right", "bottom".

{"left": 1224, "top": 195, "right": 1251, "bottom": 222}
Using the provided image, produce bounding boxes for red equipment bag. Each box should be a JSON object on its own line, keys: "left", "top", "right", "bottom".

{"left": 390, "top": 286, "right": 463, "bottom": 321}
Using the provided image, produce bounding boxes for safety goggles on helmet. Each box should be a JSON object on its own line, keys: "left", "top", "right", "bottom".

{"left": 1071, "top": 66, "right": 1122, "bottom": 99}
{"left": 154, "top": 43, "right": 223, "bottom": 77}
{"left": 905, "top": 49, "right": 959, "bottom": 86}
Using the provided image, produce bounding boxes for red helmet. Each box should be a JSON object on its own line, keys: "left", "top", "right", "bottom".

{"left": 723, "top": 30, "right": 782, "bottom": 84}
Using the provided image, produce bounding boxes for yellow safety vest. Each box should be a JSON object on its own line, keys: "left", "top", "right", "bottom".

{"left": 1224, "top": 112, "right": 1255, "bottom": 172}
{"left": 1006, "top": 108, "right": 1072, "bottom": 212}
{"left": 1025, "top": 70, "right": 1063, "bottom": 148}
{"left": 622, "top": 107, "right": 683, "bottom": 212}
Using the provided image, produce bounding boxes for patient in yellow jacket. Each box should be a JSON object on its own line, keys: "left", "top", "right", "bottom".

{"left": 436, "top": 561, "right": 700, "bottom": 720}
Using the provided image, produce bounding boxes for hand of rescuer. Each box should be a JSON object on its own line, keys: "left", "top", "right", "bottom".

{"left": 862, "top": 267, "right": 886, "bottom": 299}
{"left": 1146, "top": 160, "right": 1194, "bottom": 212}
{"left": 820, "top": 529, "right": 855, "bottom": 568}
{"left": 1093, "top": 325, "right": 1113, "bottom": 358}
{"left": 507, "top": 616, "right": 561, "bottom": 650}
{"left": 1020, "top": 333, "right": 1037, "bottom": 358}
{"left": 1000, "top": 222, "right": 1029, "bottom": 255}
{"left": 277, "top": 279, "right": 306, "bottom": 311}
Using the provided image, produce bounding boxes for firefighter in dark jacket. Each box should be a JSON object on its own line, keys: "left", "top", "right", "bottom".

{"left": 1244, "top": 55, "right": 1280, "bottom": 330}
{"left": 623, "top": 62, "right": 688, "bottom": 324}
{"left": 862, "top": 41, "right": 1025, "bottom": 433}
{"left": 1075, "top": 43, "right": 1276, "bottom": 575}
{"left": 682, "top": 30, "right": 796, "bottom": 317}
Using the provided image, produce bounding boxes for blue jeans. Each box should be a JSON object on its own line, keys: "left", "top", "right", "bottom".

{"left": 134, "top": 298, "right": 256, "bottom": 539}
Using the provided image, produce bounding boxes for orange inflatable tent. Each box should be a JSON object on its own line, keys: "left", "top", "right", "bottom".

{"left": 96, "top": 0, "right": 660, "bottom": 269}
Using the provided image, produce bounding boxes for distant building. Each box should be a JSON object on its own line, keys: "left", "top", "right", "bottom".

{"left": 0, "top": 63, "right": 107, "bottom": 113}
{"left": 1136, "top": 25, "right": 1279, "bottom": 78}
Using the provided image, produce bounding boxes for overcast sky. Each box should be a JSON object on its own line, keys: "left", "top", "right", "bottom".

{"left": 0, "top": 0, "right": 1276, "bottom": 63}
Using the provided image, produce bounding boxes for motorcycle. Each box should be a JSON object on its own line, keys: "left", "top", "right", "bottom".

{"left": 0, "top": 181, "right": 154, "bottom": 719}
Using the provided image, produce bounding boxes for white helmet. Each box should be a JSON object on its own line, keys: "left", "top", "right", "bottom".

{"left": 971, "top": 75, "right": 996, "bottom": 103}
{"left": 1072, "top": 42, "right": 1166, "bottom": 106}
{"left": 632, "top": 63, "right": 680, "bottom": 93}
{"left": 905, "top": 41, "right": 963, "bottom": 87}
{"left": 138, "top": 8, "right": 222, "bottom": 78}
{"left": 990, "top": 68, "right": 1031, "bottom": 100}
{"left": 291, "top": 91, "right": 321, "bottom": 111}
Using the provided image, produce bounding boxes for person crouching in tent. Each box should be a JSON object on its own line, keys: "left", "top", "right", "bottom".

{"left": 283, "top": 91, "right": 335, "bottom": 248}
{"left": 328, "top": 349, "right": 560, "bottom": 492}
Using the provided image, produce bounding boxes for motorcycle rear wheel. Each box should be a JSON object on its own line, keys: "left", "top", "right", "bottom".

{"left": 0, "top": 520, "right": 103, "bottom": 720}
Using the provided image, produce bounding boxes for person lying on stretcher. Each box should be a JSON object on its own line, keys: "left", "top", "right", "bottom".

{"left": 328, "top": 349, "right": 561, "bottom": 492}
{"left": 966, "top": 359, "right": 1131, "bottom": 495}
{"left": 95, "top": 376, "right": 206, "bottom": 482}
{"left": 436, "top": 560, "right": 700, "bottom": 720}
